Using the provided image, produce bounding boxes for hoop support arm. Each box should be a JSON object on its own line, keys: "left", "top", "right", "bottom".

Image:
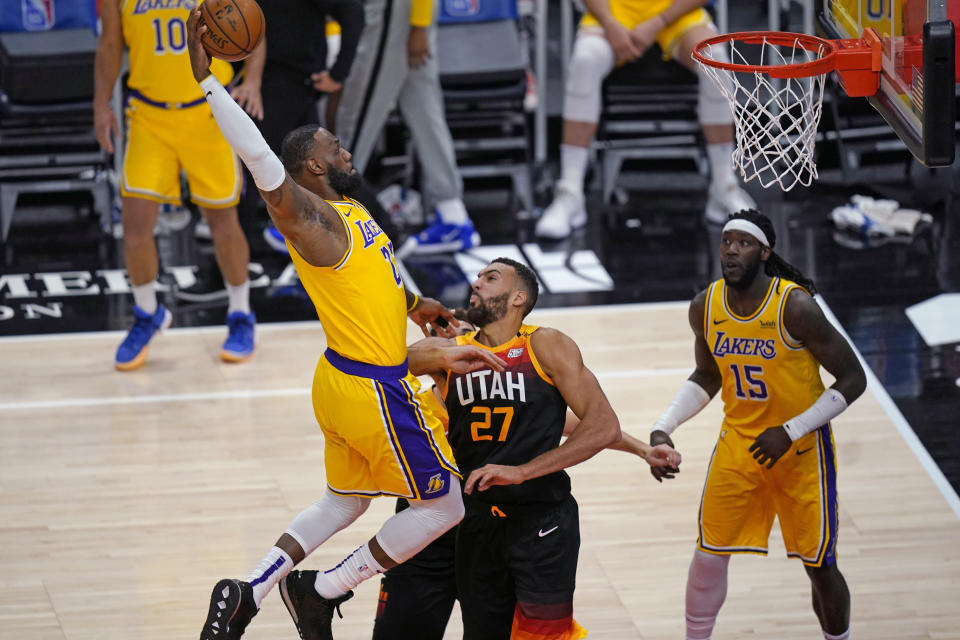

{"left": 828, "top": 28, "right": 883, "bottom": 96}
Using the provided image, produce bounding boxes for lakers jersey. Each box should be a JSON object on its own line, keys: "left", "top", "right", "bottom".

{"left": 444, "top": 325, "right": 569, "bottom": 505}
{"left": 704, "top": 277, "right": 825, "bottom": 436}
{"left": 287, "top": 198, "right": 408, "bottom": 367}
{"left": 122, "top": 0, "right": 233, "bottom": 104}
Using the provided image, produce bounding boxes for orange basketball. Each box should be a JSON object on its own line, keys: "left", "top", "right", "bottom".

{"left": 199, "top": 0, "right": 265, "bottom": 63}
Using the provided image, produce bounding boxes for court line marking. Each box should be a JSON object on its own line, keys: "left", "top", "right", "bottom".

{"left": 0, "top": 367, "right": 693, "bottom": 411}
{"left": 818, "top": 297, "right": 960, "bottom": 519}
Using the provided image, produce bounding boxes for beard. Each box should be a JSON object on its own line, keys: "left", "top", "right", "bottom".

{"left": 327, "top": 164, "right": 363, "bottom": 197}
{"left": 466, "top": 292, "right": 509, "bottom": 327}
{"left": 723, "top": 256, "right": 763, "bottom": 290}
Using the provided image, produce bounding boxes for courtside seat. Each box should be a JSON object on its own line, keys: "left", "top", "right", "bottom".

{"left": 0, "top": 24, "right": 109, "bottom": 250}
{"left": 434, "top": 0, "right": 533, "bottom": 216}
{"left": 591, "top": 47, "right": 707, "bottom": 204}
{"left": 0, "top": 89, "right": 110, "bottom": 246}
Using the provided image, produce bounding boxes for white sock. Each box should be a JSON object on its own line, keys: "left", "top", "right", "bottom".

{"left": 707, "top": 142, "right": 735, "bottom": 190}
{"left": 824, "top": 629, "right": 850, "bottom": 640}
{"left": 246, "top": 546, "right": 293, "bottom": 608}
{"left": 559, "top": 143, "right": 589, "bottom": 192}
{"left": 313, "top": 543, "right": 386, "bottom": 599}
{"left": 226, "top": 281, "right": 250, "bottom": 315}
{"left": 435, "top": 198, "right": 469, "bottom": 225}
{"left": 685, "top": 549, "right": 729, "bottom": 640}
{"left": 132, "top": 282, "right": 157, "bottom": 315}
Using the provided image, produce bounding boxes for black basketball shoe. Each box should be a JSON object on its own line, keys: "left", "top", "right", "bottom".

{"left": 280, "top": 570, "right": 353, "bottom": 640}
{"left": 199, "top": 578, "right": 258, "bottom": 640}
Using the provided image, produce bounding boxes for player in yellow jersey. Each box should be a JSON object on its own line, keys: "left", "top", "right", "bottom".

{"left": 649, "top": 210, "right": 866, "bottom": 640}
{"left": 183, "top": 13, "right": 508, "bottom": 640}
{"left": 94, "top": 0, "right": 262, "bottom": 370}
{"left": 536, "top": 0, "right": 757, "bottom": 238}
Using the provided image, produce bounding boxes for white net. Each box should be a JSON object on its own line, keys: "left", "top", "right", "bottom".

{"left": 695, "top": 35, "right": 830, "bottom": 191}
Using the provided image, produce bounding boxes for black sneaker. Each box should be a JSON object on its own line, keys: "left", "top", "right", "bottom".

{"left": 280, "top": 570, "right": 353, "bottom": 640}
{"left": 199, "top": 579, "right": 258, "bottom": 640}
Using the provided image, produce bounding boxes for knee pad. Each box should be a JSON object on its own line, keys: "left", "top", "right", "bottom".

{"left": 686, "top": 549, "right": 730, "bottom": 615}
{"left": 285, "top": 491, "right": 371, "bottom": 555}
{"left": 375, "top": 477, "right": 464, "bottom": 563}
{"left": 695, "top": 45, "right": 735, "bottom": 126}
{"left": 563, "top": 34, "right": 616, "bottom": 123}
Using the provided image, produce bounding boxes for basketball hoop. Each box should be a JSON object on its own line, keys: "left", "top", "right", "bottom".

{"left": 693, "top": 30, "right": 882, "bottom": 191}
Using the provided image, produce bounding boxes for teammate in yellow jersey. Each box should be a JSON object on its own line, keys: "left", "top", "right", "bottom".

{"left": 651, "top": 209, "right": 866, "bottom": 640}
{"left": 94, "top": 0, "right": 261, "bottom": 369}
{"left": 184, "top": 13, "right": 507, "bottom": 640}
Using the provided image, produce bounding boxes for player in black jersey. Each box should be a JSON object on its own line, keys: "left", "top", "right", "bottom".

{"left": 405, "top": 257, "right": 679, "bottom": 640}
{"left": 374, "top": 310, "right": 680, "bottom": 640}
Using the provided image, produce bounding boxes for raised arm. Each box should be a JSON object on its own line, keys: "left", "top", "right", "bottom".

{"left": 465, "top": 328, "right": 621, "bottom": 494}
{"left": 748, "top": 289, "right": 866, "bottom": 469}
{"left": 185, "top": 10, "right": 347, "bottom": 266}
{"left": 93, "top": 0, "right": 124, "bottom": 154}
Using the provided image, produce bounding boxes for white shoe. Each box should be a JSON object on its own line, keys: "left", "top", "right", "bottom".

{"left": 194, "top": 219, "right": 211, "bottom": 240}
{"left": 705, "top": 183, "right": 757, "bottom": 224}
{"left": 535, "top": 184, "right": 586, "bottom": 239}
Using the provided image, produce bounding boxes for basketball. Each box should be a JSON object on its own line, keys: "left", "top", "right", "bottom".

{"left": 199, "top": 0, "right": 265, "bottom": 63}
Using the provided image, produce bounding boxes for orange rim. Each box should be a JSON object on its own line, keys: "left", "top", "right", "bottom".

{"left": 692, "top": 31, "right": 839, "bottom": 79}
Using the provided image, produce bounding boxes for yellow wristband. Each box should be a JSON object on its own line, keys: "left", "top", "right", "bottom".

{"left": 407, "top": 293, "right": 420, "bottom": 313}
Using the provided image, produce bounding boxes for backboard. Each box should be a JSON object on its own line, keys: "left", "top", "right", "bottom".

{"left": 817, "top": 0, "right": 958, "bottom": 166}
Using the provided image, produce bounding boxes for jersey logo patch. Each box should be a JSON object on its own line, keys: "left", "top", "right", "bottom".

{"left": 760, "top": 320, "right": 776, "bottom": 329}
{"left": 538, "top": 525, "right": 559, "bottom": 537}
{"left": 425, "top": 473, "right": 445, "bottom": 494}
{"left": 713, "top": 318, "right": 728, "bottom": 325}
{"left": 507, "top": 348, "right": 524, "bottom": 358}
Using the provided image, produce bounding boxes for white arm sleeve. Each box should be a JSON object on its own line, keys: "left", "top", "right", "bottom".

{"left": 782, "top": 388, "right": 848, "bottom": 441}
{"left": 651, "top": 379, "right": 712, "bottom": 436}
{"left": 199, "top": 74, "right": 285, "bottom": 192}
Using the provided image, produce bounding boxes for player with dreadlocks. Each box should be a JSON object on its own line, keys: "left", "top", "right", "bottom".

{"left": 649, "top": 209, "right": 866, "bottom": 640}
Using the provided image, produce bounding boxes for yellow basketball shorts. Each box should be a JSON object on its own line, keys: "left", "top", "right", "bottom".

{"left": 121, "top": 97, "right": 241, "bottom": 208}
{"left": 697, "top": 424, "right": 839, "bottom": 567}
{"left": 312, "top": 349, "right": 461, "bottom": 500}
{"left": 580, "top": 6, "right": 712, "bottom": 61}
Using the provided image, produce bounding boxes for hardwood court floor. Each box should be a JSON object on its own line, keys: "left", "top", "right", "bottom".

{"left": 1, "top": 303, "right": 958, "bottom": 640}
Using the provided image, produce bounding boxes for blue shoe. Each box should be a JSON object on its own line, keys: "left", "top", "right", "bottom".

{"left": 221, "top": 311, "right": 256, "bottom": 362}
{"left": 263, "top": 224, "right": 289, "bottom": 254}
{"left": 115, "top": 304, "right": 172, "bottom": 371}
{"left": 395, "top": 215, "right": 480, "bottom": 258}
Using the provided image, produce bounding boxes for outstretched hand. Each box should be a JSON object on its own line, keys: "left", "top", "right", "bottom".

{"left": 441, "top": 345, "right": 507, "bottom": 375}
{"left": 186, "top": 9, "right": 212, "bottom": 83}
{"left": 748, "top": 426, "right": 792, "bottom": 469}
{"left": 646, "top": 443, "right": 682, "bottom": 469}
{"left": 464, "top": 464, "right": 526, "bottom": 494}
{"left": 409, "top": 296, "right": 458, "bottom": 337}
{"left": 649, "top": 429, "right": 680, "bottom": 482}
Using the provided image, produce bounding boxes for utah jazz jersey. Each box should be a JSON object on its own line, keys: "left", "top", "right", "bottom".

{"left": 444, "top": 325, "right": 569, "bottom": 505}
{"left": 122, "top": 0, "right": 233, "bottom": 104}
{"left": 287, "top": 198, "right": 408, "bottom": 367}
{"left": 704, "top": 277, "right": 825, "bottom": 436}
